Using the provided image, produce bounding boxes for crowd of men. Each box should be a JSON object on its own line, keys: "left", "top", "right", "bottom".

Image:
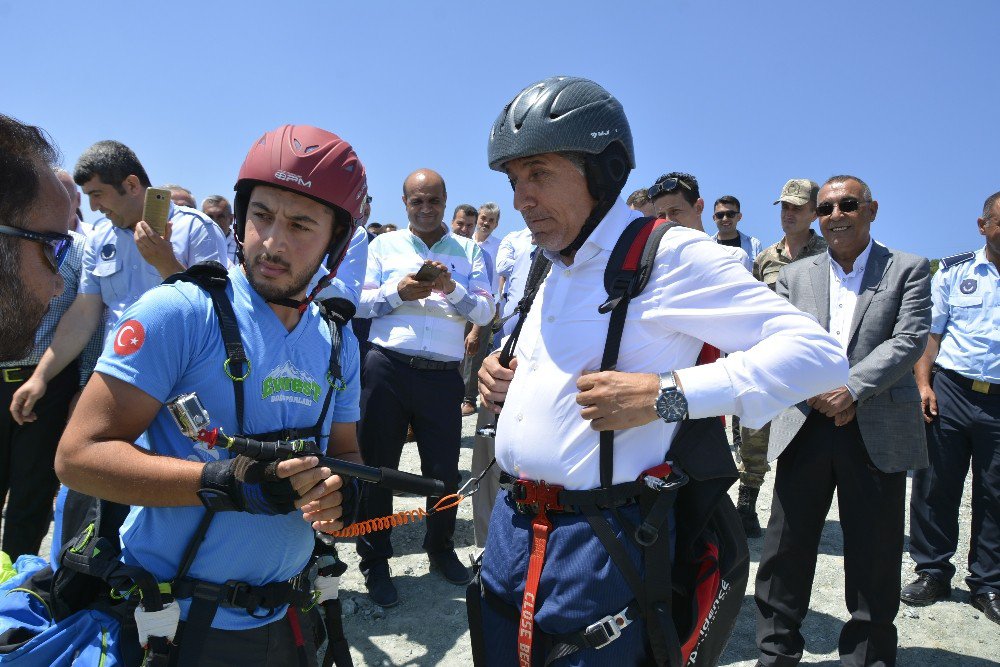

{"left": 0, "top": 70, "right": 997, "bottom": 667}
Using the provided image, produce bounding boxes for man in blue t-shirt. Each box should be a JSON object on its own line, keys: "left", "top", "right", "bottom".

{"left": 57, "top": 124, "right": 370, "bottom": 665}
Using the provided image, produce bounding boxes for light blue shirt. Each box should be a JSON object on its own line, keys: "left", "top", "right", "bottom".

{"left": 309, "top": 224, "right": 369, "bottom": 309}
{"left": 359, "top": 225, "right": 494, "bottom": 361}
{"left": 931, "top": 246, "right": 1000, "bottom": 383}
{"left": 496, "top": 229, "right": 536, "bottom": 339}
{"left": 712, "top": 229, "right": 762, "bottom": 264}
{"left": 79, "top": 203, "right": 228, "bottom": 334}
{"left": 96, "top": 265, "right": 361, "bottom": 630}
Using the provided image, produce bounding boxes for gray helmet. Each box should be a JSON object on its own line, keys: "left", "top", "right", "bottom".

{"left": 487, "top": 76, "right": 635, "bottom": 173}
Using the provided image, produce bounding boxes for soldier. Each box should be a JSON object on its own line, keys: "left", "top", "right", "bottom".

{"left": 737, "top": 178, "right": 828, "bottom": 537}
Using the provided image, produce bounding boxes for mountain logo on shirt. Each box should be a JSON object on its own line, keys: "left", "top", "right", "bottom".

{"left": 261, "top": 360, "right": 322, "bottom": 405}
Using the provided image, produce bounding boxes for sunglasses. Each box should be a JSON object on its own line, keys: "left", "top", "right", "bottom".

{"left": 0, "top": 225, "right": 73, "bottom": 272}
{"left": 647, "top": 177, "right": 693, "bottom": 201}
{"left": 816, "top": 198, "right": 864, "bottom": 217}
{"left": 713, "top": 210, "right": 739, "bottom": 221}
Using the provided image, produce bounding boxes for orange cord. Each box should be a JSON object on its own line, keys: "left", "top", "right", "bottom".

{"left": 329, "top": 493, "right": 465, "bottom": 538}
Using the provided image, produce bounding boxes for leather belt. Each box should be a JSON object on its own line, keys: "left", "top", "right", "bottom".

{"left": 1, "top": 366, "right": 35, "bottom": 384}
{"left": 941, "top": 368, "right": 1000, "bottom": 396}
{"left": 375, "top": 345, "right": 460, "bottom": 371}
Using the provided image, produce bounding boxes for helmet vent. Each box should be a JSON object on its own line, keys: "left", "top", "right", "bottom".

{"left": 344, "top": 164, "right": 355, "bottom": 173}
{"left": 293, "top": 138, "right": 302, "bottom": 151}
{"left": 304, "top": 144, "right": 320, "bottom": 154}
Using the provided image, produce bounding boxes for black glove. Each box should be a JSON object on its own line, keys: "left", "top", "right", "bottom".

{"left": 198, "top": 455, "right": 299, "bottom": 515}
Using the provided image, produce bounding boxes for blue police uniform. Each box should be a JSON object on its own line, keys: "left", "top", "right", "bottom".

{"left": 909, "top": 247, "right": 1000, "bottom": 596}
{"left": 95, "top": 265, "right": 361, "bottom": 630}
{"left": 79, "top": 204, "right": 228, "bottom": 336}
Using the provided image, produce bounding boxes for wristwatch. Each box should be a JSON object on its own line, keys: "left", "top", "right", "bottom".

{"left": 654, "top": 371, "right": 689, "bottom": 423}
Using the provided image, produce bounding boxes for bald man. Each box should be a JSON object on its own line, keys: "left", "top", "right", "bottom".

{"left": 53, "top": 168, "right": 93, "bottom": 235}
{"left": 355, "top": 168, "right": 494, "bottom": 606}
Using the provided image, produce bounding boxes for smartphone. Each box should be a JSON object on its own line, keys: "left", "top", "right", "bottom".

{"left": 414, "top": 262, "right": 444, "bottom": 282}
{"left": 142, "top": 187, "right": 172, "bottom": 236}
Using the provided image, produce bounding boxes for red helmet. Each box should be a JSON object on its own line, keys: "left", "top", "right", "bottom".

{"left": 233, "top": 124, "right": 367, "bottom": 276}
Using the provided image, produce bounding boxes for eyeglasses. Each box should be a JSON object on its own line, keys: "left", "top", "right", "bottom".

{"left": 647, "top": 177, "right": 693, "bottom": 201}
{"left": 713, "top": 210, "right": 739, "bottom": 221}
{"left": 0, "top": 225, "right": 73, "bottom": 272}
{"left": 816, "top": 198, "right": 864, "bottom": 217}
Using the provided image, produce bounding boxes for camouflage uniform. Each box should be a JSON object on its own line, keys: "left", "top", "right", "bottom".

{"left": 738, "top": 230, "right": 828, "bottom": 488}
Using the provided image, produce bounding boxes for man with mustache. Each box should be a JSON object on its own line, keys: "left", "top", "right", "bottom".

{"left": 355, "top": 168, "right": 494, "bottom": 606}
{"left": 57, "top": 125, "right": 365, "bottom": 664}
{"left": 9, "top": 140, "right": 227, "bottom": 427}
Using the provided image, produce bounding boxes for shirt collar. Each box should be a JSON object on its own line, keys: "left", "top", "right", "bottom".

{"left": 972, "top": 246, "right": 992, "bottom": 269}
{"left": 404, "top": 222, "right": 450, "bottom": 249}
{"left": 541, "top": 198, "right": 639, "bottom": 264}
{"left": 829, "top": 236, "right": 875, "bottom": 279}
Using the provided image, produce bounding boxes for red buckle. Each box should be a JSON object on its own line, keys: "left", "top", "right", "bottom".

{"left": 514, "top": 479, "right": 564, "bottom": 513}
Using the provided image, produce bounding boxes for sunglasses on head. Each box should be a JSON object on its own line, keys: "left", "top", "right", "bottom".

{"left": 0, "top": 225, "right": 73, "bottom": 272}
{"left": 816, "top": 198, "right": 863, "bottom": 217}
{"left": 647, "top": 177, "right": 693, "bottom": 201}
{"left": 713, "top": 210, "right": 739, "bottom": 221}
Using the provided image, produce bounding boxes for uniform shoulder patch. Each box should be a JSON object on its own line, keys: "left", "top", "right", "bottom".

{"left": 939, "top": 251, "right": 975, "bottom": 270}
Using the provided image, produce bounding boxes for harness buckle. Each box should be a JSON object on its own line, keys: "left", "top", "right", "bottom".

{"left": 643, "top": 467, "right": 688, "bottom": 492}
{"left": 225, "top": 580, "right": 252, "bottom": 608}
{"left": 514, "top": 479, "right": 564, "bottom": 514}
{"left": 583, "top": 607, "right": 631, "bottom": 650}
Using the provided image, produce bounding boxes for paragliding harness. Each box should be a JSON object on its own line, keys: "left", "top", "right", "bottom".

{"left": 467, "top": 218, "right": 750, "bottom": 667}
{"left": 47, "top": 261, "right": 350, "bottom": 666}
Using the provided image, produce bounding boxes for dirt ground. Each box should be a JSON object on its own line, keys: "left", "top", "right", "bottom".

{"left": 31, "top": 414, "right": 999, "bottom": 665}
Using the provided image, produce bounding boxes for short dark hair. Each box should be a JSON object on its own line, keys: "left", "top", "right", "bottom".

{"left": 982, "top": 191, "right": 1000, "bottom": 221}
{"left": 714, "top": 195, "right": 740, "bottom": 212}
{"left": 452, "top": 203, "right": 477, "bottom": 220}
{"left": 626, "top": 188, "right": 649, "bottom": 208}
{"left": 0, "top": 114, "right": 60, "bottom": 232}
{"left": 73, "top": 140, "right": 152, "bottom": 193}
{"left": 651, "top": 172, "right": 699, "bottom": 207}
{"left": 823, "top": 174, "right": 872, "bottom": 202}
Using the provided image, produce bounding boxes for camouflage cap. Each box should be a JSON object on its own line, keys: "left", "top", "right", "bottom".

{"left": 773, "top": 179, "right": 819, "bottom": 206}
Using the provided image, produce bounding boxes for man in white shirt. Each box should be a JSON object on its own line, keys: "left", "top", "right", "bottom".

{"left": 201, "top": 195, "right": 239, "bottom": 266}
{"left": 648, "top": 172, "right": 752, "bottom": 271}
{"left": 475, "top": 75, "right": 848, "bottom": 666}
{"left": 54, "top": 168, "right": 94, "bottom": 236}
{"left": 461, "top": 202, "right": 502, "bottom": 415}
{"left": 356, "top": 168, "right": 494, "bottom": 607}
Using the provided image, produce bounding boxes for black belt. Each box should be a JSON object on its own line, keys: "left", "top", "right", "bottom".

{"left": 1, "top": 366, "right": 36, "bottom": 384}
{"left": 499, "top": 471, "right": 643, "bottom": 515}
{"left": 171, "top": 577, "right": 312, "bottom": 616}
{"left": 375, "top": 345, "right": 460, "bottom": 371}
{"left": 940, "top": 368, "right": 1000, "bottom": 395}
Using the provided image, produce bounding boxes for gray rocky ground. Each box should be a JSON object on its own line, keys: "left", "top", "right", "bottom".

{"left": 31, "top": 415, "right": 999, "bottom": 665}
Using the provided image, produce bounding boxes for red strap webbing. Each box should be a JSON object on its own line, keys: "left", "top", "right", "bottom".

{"left": 518, "top": 511, "right": 554, "bottom": 667}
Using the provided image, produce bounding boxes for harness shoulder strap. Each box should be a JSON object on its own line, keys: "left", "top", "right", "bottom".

{"left": 164, "top": 261, "right": 249, "bottom": 432}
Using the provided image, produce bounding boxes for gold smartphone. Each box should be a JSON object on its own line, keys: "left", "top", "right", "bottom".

{"left": 142, "top": 187, "right": 172, "bottom": 236}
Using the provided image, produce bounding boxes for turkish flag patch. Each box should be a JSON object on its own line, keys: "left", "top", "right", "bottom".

{"left": 113, "top": 319, "right": 146, "bottom": 356}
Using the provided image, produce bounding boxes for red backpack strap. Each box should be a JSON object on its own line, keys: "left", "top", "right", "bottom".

{"left": 600, "top": 217, "right": 676, "bottom": 314}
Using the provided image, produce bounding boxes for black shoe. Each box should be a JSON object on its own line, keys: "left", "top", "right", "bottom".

{"left": 428, "top": 549, "right": 471, "bottom": 585}
{"left": 972, "top": 591, "right": 1000, "bottom": 625}
{"left": 900, "top": 573, "right": 950, "bottom": 606}
{"left": 736, "top": 485, "right": 764, "bottom": 539}
{"left": 363, "top": 562, "right": 399, "bottom": 608}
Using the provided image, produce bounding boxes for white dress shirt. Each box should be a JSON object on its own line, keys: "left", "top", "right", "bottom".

{"left": 828, "top": 238, "right": 875, "bottom": 350}
{"left": 359, "top": 225, "right": 494, "bottom": 361}
{"left": 477, "top": 232, "right": 503, "bottom": 295}
{"left": 495, "top": 199, "right": 849, "bottom": 490}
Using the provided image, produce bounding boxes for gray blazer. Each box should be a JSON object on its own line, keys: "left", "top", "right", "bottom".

{"left": 768, "top": 242, "right": 931, "bottom": 473}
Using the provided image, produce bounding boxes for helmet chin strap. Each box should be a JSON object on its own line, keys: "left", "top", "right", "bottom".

{"left": 559, "top": 145, "right": 631, "bottom": 257}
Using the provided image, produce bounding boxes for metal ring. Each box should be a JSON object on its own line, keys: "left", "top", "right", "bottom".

{"left": 223, "top": 357, "right": 251, "bottom": 382}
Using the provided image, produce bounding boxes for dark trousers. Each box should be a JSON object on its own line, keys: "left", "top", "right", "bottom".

{"left": 755, "top": 413, "right": 906, "bottom": 667}
{"left": 909, "top": 370, "right": 1000, "bottom": 594}
{"left": 356, "top": 347, "right": 463, "bottom": 571}
{"left": 0, "top": 363, "right": 78, "bottom": 559}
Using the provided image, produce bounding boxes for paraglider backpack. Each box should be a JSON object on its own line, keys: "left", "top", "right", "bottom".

{"left": 467, "top": 217, "right": 750, "bottom": 667}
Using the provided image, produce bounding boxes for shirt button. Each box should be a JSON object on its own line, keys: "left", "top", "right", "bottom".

{"left": 563, "top": 270, "right": 571, "bottom": 277}
{"left": 547, "top": 316, "right": 555, "bottom": 323}
{"left": 531, "top": 363, "right": 538, "bottom": 371}
{"left": 516, "top": 414, "right": 523, "bottom": 422}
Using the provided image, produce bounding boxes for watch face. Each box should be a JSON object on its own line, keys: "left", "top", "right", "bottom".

{"left": 656, "top": 390, "right": 688, "bottom": 423}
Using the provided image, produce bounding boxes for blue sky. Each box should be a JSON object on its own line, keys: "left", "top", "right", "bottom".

{"left": 4, "top": 1, "right": 998, "bottom": 259}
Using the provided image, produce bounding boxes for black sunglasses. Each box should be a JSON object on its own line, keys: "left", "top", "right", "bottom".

{"left": 647, "top": 177, "right": 693, "bottom": 201}
{"left": 816, "top": 198, "right": 863, "bottom": 217}
{"left": 0, "top": 224, "right": 73, "bottom": 272}
{"left": 713, "top": 210, "right": 739, "bottom": 221}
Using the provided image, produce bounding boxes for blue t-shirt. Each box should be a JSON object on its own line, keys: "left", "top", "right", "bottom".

{"left": 94, "top": 265, "right": 361, "bottom": 630}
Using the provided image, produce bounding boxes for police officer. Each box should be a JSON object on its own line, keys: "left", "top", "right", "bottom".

{"left": 9, "top": 140, "right": 227, "bottom": 427}
{"left": 901, "top": 191, "right": 1000, "bottom": 625}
